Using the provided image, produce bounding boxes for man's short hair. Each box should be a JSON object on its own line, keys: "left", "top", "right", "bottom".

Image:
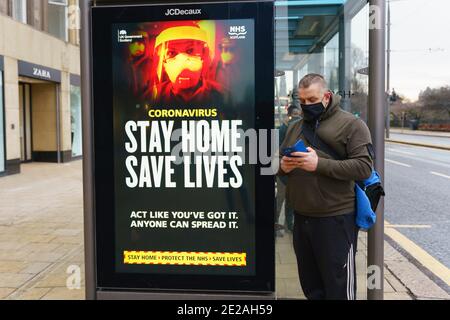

{"left": 298, "top": 73, "right": 328, "bottom": 91}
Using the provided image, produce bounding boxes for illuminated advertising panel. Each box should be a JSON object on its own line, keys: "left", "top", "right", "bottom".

{"left": 92, "top": 1, "right": 274, "bottom": 292}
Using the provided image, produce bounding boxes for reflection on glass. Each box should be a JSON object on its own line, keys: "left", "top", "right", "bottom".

{"left": 324, "top": 33, "right": 339, "bottom": 93}
{"left": 274, "top": 0, "right": 369, "bottom": 300}
{"left": 275, "top": 9, "right": 342, "bottom": 115}
{"left": 349, "top": 3, "right": 370, "bottom": 122}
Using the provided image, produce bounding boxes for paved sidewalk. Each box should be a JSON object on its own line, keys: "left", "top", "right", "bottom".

{"left": 390, "top": 128, "right": 450, "bottom": 138}
{"left": 0, "top": 161, "right": 85, "bottom": 300}
{"left": 0, "top": 161, "right": 448, "bottom": 300}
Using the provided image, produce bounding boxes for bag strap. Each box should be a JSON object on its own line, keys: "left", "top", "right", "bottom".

{"left": 301, "top": 121, "right": 345, "bottom": 161}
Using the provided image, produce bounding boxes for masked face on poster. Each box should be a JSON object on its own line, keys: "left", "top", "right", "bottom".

{"left": 163, "top": 39, "right": 205, "bottom": 91}
{"left": 148, "top": 25, "right": 225, "bottom": 106}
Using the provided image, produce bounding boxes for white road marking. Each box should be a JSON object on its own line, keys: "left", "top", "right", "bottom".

{"left": 430, "top": 171, "right": 450, "bottom": 180}
{"left": 386, "top": 224, "right": 431, "bottom": 229}
{"left": 386, "top": 159, "right": 412, "bottom": 167}
{"left": 386, "top": 148, "right": 416, "bottom": 156}
{"left": 386, "top": 144, "right": 450, "bottom": 169}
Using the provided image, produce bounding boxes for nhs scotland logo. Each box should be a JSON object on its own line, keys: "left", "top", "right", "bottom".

{"left": 228, "top": 26, "right": 247, "bottom": 39}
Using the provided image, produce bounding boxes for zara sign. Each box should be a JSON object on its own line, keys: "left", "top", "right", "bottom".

{"left": 32, "top": 67, "right": 51, "bottom": 79}
{"left": 18, "top": 61, "right": 61, "bottom": 83}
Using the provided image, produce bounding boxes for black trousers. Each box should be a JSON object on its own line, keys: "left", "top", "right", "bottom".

{"left": 292, "top": 212, "right": 359, "bottom": 300}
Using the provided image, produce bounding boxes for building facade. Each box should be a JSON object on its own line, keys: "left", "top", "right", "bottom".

{"left": 0, "top": 0, "right": 81, "bottom": 176}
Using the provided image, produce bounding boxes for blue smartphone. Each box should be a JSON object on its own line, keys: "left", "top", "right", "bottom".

{"left": 282, "top": 139, "right": 308, "bottom": 157}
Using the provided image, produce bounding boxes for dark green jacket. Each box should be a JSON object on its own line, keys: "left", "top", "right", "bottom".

{"left": 278, "top": 94, "right": 373, "bottom": 217}
{"left": 279, "top": 116, "right": 301, "bottom": 147}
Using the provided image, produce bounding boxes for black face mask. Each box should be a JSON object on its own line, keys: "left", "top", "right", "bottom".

{"left": 300, "top": 101, "right": 325, "bottom": 122}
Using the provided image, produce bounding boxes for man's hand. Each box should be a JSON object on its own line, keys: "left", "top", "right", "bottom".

{"left": 282, "top": 147, "right": 319, "bottom": 173}
{"left": 280, "top": 156, "right": 298, "bottom": 173}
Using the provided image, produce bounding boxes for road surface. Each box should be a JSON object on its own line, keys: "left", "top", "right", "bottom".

{"left": 385, "top": 142, "right": 450, "bottom": 269}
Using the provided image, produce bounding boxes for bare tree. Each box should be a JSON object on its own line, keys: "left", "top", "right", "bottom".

{"left": 418, "top": 86, "right": 450, "bottom": 118}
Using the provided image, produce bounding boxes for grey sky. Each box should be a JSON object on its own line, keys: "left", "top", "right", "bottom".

{"left": 390, "top": 0, "right": 450, "bottom": 101}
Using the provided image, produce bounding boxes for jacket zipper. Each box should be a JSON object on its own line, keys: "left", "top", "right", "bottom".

{"left": 313, "top": 119, "right": 320, "bottom": 146}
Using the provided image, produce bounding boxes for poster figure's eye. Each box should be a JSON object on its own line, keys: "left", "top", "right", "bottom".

{"left": 166, "top": 50, "right": 178, "bottom": 59}
{"left": 186, "top": 47, "right": 194, "bottom": 55}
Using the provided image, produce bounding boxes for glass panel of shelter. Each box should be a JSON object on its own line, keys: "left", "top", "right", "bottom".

{"left": 274, "top": 0, "right": 370, "bottom": 300}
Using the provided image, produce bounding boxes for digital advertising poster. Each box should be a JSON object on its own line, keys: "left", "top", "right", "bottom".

{"left": 111, "top": 18, "right": 257, "bottom": 277}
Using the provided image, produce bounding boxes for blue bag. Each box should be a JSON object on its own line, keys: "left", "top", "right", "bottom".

{"left": 355, "top": 170, "right": 385, "bottom": 230}
{"left": 355, "top": 184, "right": 375, "bottom": 229}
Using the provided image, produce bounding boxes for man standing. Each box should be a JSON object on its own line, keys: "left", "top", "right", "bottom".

{"left": 278, "top": 74, "right": 374, "bottom": 300}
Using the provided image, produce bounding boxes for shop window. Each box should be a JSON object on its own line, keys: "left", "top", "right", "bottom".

{"left": 70, "top": 85, "right": 82, "bottom": 157}
{"left": 48, "top": 0, "right": 68, "bottom": 41}
{"left": 12, "top": 0, "right": 27, "bottom": 24}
